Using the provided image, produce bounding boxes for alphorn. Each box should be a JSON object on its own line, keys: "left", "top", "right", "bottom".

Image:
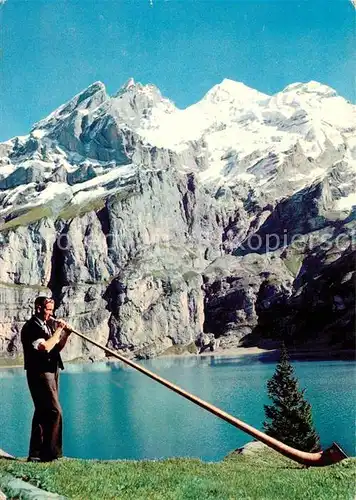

{"left": 56, "top": 319, "right": 348, "bottom": 467}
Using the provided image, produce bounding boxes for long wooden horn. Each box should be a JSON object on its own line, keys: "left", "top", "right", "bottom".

{"left": 59, "top": 321, "right": 348, "bottom": 467}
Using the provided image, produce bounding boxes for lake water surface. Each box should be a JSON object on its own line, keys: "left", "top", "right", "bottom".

{"left": 0, "top": 355, "right": 355, "bottom": 461}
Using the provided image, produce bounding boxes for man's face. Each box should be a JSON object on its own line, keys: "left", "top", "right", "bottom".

{"left": 40, "top": 302, "right": 54, "bottom": 322}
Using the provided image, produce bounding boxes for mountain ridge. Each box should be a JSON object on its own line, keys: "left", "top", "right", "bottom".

{"left": 0, "top": 77, "right": 354, "bottom": 361}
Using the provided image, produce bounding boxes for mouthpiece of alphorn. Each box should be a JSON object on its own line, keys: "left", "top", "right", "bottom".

{"left": 49, "top": 316, "right": 72, "bottom": 332}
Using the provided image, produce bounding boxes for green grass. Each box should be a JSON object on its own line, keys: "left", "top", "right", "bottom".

{"left": 0, "top": 355, "right": 23, "bottom": 368}
{"left": 182, "top": 271, "right": 200, "bottom": 283}
{"left": 0, "top": 186, "right": 134, "bottom": 232}
{"left": 0, "top": 448, "right": 354, "bottom": 500}
{"left": 159, "top": 342, "right": 198, "bottom": 356}
{"left": 0, "top": 205, "right": 52, "bottom": 231}
{"left": 265, "top": 277, "right": 281, "bottom": 287}
{"left": 143, "top": 269, "right": 167, "bottom": 280}
{"left": 58, "top": 197, "right": 106, "bottom": 220}
{"left": 282, "top": 252, "right": 304, "bottom": 277}
{"left": 0, "top": 281, "right": 48, "bottom": 291}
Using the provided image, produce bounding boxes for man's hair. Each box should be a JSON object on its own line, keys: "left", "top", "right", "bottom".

{"left": 34, "top": 296, "right": 54, "bottom": 310}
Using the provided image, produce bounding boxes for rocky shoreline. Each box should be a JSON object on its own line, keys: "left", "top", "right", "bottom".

{"left": 1, "top": 345, "right": 355, "bottom": 371}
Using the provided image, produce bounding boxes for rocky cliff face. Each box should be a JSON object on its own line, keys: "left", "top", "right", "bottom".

{"left": 0, "top": 78, "right": 354, "bottom": 362}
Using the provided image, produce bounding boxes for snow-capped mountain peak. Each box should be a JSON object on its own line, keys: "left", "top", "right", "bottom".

{"left": 203, "top": 78, "right": 270, "bottom": 105}
{"left": 32, "top": 81, "right": 108, "bottom": 133}
{"left": 0, "top": 77, "right": 355, "bottom": 233}
{"left": 122, "top": 77, "right": 136, "bottom": 90}
{"left": 282, "top": 81, "right": 338, "bottom": 98}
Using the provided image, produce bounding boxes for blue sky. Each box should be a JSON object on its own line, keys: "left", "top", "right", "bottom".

{"left": 0, "top": 0, "right": 354, "bottom": 141}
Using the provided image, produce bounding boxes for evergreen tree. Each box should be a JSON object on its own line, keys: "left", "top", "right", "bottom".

{"left": 263, "top": 345, "right": 321, "bottom": 452}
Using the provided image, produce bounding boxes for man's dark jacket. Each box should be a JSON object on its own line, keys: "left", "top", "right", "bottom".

{"left": 21, "top": 315, "right": 64, "bottom": 372}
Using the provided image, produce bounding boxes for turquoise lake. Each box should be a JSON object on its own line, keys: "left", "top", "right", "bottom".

{"left": 0, "top": 355, "right": 355, "bottom": 461}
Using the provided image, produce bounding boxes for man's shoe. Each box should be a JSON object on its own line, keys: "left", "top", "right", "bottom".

{"left": 40, "top": 455, "right": 63, "bottom": 462}
{"left": 27, "top": 457, "right": 41, "bottom": 462}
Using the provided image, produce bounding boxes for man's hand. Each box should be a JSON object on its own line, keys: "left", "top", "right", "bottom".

{"left": 38, "top": 326, "right": 63, "bottom": 352}
{"left": 55, "top": 318, "right": 70, "bottom": 330}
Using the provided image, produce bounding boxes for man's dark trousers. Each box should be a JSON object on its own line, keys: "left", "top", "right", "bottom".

{"left": 26, "top": 370, "right": 63, "bottom": 461}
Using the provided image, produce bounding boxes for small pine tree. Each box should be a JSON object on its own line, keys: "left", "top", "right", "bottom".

{"left": 263, "top": 344, "right": 321, "bottom": 452}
